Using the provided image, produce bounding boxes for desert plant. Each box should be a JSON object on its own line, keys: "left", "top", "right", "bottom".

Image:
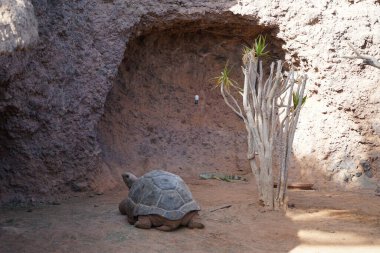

{"left": 215, "top": 37, "right": 307, "bottom": 210}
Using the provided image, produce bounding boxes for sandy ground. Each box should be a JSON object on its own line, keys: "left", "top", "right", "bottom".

{"left": 1, "top": 176, "right": 380, "bottom": 253}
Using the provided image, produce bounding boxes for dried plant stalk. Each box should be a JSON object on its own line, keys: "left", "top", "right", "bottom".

{"left": 219, "top": 54, "right": 307, "bottom": 210}
{"left": 342, "top": 42, "right": 380, "bottom": 69}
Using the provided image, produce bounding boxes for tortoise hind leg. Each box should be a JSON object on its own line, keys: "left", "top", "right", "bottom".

{"left": 182, "top": 211, "right": 205, "bottom": 229}
{"left": 188, "top": 217, "right": 204, "bottom": 229}
{"left": 134, "top": 216, "right": 152, "bottom": 229}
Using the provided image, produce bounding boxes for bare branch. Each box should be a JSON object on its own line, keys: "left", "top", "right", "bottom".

{"left": 220, "top": 84, "right": 246, "bottom": 120}
{"left": 342, "top": 42, "right": 380, "bottom": 69}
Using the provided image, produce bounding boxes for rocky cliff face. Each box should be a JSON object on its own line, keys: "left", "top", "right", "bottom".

{"left": 0, "top": 0, "right": 379, "bottom": 205}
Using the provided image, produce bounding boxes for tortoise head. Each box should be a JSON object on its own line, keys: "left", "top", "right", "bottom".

{"left": 122, "top": 172, "right": 138, "bottom": 189}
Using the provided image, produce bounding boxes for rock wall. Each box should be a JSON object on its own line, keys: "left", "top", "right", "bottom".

{"left": 96, "top": 13, "right": 285, "bottom": 187}
{"left": 0, "top": 0, "right": 379, "bottom": 204}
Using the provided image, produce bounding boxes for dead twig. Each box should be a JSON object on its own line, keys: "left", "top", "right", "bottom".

{"left": 342, "top": 42, "right": 380, "bottom": 69}
{"left": 210, "top": 204, "right": 232, "bottom": 212}
{"left": 274, "top": 182, "right": 314, "bottom": 190}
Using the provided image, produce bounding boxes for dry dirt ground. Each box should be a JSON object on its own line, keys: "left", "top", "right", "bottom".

{"left": 1, "top": 175, "right": 379, "bottom": 253}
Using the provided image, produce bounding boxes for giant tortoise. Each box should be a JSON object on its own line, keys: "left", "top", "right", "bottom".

{"left": 119, "top": 170, "right": 204, "bottom": 231}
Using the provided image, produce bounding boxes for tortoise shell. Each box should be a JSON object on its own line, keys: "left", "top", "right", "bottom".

{"left": 125, "top": 170, "right": 200, "bottom": 220}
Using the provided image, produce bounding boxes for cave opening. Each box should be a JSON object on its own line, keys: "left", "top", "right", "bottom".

{"left": 97, "top": 13, "right": 285, "bottom": 182}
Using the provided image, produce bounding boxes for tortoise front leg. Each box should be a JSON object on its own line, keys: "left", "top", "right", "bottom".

{"left": 118, "top": 198, "right": 128, "bottom": 215}
{"left": 134, "top": 216, "right": 152, "bottom": 229}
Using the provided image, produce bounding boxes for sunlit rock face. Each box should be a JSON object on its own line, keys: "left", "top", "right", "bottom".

{"left": 0, "top": 0, "right": 38, "bottom": 53}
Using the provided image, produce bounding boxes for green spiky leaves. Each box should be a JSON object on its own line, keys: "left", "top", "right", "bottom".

{"left": 214, "top": 62, "right": 239, "bottom": 91}
{"left": 242, "top": 34, "right": 269, "bottom": 65}
{"left": 292, "top": 92, "right": 307, "bottom": 110}
{"left": 254, "top": 35, "right": 269, "bottom": 58}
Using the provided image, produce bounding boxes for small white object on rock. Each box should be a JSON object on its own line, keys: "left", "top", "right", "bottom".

{"left": 194, "top": 95, "right": 199, "bottom": 105}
